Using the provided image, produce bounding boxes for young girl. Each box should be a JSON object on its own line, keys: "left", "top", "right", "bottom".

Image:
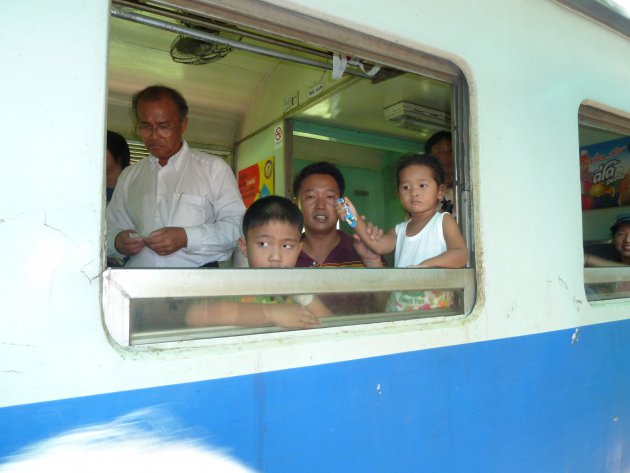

{"left": 336, "top": 154, "right": 468, "bottom": 310}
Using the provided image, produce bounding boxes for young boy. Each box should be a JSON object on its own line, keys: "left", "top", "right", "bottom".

{"left": 185, "top": 196, "right": 330, "bottom": 329}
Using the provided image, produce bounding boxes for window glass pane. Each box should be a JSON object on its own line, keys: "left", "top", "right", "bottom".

{"left": 130, "top": 288, "right": 465, "bottom": 344}
{"left": 104, "top": 268, "right": 475, "bottom": 346}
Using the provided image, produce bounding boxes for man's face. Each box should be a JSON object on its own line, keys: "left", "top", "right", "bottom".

{"left": 614, "top": 223, "right": 630, "bottom": 263}
{"left": 137, "top": 96, "right": 187, "bottom": 162}
{"left": 239, "top": 221, "right": 303, "bottom": 268}
{"left": 429, "top": 138, "right": 453, "bottom": 179}
{"left": 297, "top": 174, "right": 341, "bottom": 235}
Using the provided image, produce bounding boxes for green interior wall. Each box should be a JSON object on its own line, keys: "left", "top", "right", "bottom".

{"left": 290, "top": 120, "right": 422, "bottom": 266}
{"left": 583, "top": 206, "right": 630, "bottom": 242}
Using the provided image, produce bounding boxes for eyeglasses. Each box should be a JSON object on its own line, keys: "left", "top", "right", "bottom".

{"left": 137, "top": 123, "right": 175, "bottom": 137}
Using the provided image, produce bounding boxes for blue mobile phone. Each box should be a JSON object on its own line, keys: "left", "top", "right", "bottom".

{"left": 336, "top": 198, "right": 357, "bottom": 228}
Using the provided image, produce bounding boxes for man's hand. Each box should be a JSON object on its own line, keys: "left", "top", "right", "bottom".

{"left": 114, "top": 230, "right": 146, "bottom": 256}
{"left": 145, "top": 227, "right": 188, "bottom": 256}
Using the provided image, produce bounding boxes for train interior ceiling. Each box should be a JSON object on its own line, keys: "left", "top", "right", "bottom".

{"left": 107, "top": 1, "right": 450, "bottom": 169}
{"left": 108, "top": 1, "right": 628, "bottom": 241}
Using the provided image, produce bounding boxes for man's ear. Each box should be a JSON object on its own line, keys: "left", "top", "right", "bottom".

{"left": 238, "top": 237, "right": 248, "bottom": 258}
{"left": 179, "top": 116, "right": 189, "bottom": 134}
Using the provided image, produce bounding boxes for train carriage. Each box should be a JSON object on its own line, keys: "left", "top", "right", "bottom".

{"left": 1, "top": 0, "right": 629, "bottom": 471}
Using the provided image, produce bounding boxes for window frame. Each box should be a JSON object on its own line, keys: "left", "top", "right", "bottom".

{"left": 555, "top": 0, "right": 630, "bottom": 38}
{"left": 104, "top": 0, "right": 475, "bottom": 347}
{"left": 104, "top": 267, "right": 476, "bottom": 347}
{"left": 580, "top": 102, "right": 630, "bottom": 303}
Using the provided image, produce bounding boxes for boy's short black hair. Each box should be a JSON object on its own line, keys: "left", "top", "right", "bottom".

{"left": 396, "top": 154, "right": 446, "bottom": 187}
{"left": 242, "top": 196, "right": 303, "bottom": 236}
{"left": 424, "top": 130, "right": 452, "bottom": 155}
{"left": 293, "top": 161, "right": 345, "bottom": 196}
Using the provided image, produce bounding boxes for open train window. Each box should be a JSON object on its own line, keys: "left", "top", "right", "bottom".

{"left": 103, "top": 0, "right": 474, "bottom": 346}
{"left": 580, "top": 103, "right": 630, "bottom": 302}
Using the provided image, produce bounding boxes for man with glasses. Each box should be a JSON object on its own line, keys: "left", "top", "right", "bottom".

{"left": 106, "top": 85, "right": 245, "bottom": 268}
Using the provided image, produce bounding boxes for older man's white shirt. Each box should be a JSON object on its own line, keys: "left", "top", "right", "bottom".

{"left": 106, "top": 141, "right": 245, "bottom": 268}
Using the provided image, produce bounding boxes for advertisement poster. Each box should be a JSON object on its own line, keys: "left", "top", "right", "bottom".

{"left": 238, "top": 157, "right": 274, "bottom": 208}
{"left": 580, "top": 137, "right": 630, "bottom": 211}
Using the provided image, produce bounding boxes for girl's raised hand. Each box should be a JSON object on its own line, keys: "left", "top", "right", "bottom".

{"left": 364, "top": 220, "right": 384, "bottom": 241}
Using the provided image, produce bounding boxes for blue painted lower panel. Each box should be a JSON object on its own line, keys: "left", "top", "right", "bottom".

{"left": 1, "top": 320, "right": 629, "bottom": 472}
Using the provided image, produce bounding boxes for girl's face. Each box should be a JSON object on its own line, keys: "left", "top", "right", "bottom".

{"left": 398, "top": 164, "right": 445, "bottom": 217}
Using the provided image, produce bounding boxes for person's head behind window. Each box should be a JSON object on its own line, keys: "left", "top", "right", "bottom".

{"left": 395, "top": 154, "right": 446, "bottom": 218}
{"left": 132, "top": 85, "right": 189, "bottom": 163}
{"left": 242, "top": 195, "right": 303, "bottom": 236}
{"left": 425, "top": 130, "right": 452, "bottom": 157}
{"left": 396, "top": 153, "right": 445, "bottom": 188}
{"left": 105, "top": 130, "right": 131, "bottom": 199}
{"left": 293, "top": 162, "right": 344, "bottom": 235}
{"left": 132, "top": 85, "right": 189, "bottom": 123}
{"left": 425, "top": 131, "right": 453, "bottom": 186}
{"left": 611, "top": 213, "right": 630, "bottom": 264}
{"left": 107, "top": 130, "right": 131, "bottom": 170}
{"left": 293, "top": 161, "right": 345, "bottom": 197}
{"left": 239, "top": 196, "right": 304, "bottom": 268}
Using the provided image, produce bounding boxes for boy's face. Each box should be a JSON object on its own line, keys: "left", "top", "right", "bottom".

{"left": 239, "top": 221, "right": 303, "bottom": 268}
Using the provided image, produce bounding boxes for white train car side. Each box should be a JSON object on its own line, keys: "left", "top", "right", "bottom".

{"left": 1, "top": 0, "right": 629, "bottom": 471}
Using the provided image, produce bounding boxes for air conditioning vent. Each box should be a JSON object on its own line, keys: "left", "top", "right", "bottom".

{"left": 384, "top": 101, "right": 450, "bottom": 131}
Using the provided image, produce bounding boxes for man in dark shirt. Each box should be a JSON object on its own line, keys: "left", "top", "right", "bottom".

{"left": 293, "top": 161, "right": 382, "bottom": 268}
{"left": 293, "top": 162, "right": 383, "bottom": 314}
